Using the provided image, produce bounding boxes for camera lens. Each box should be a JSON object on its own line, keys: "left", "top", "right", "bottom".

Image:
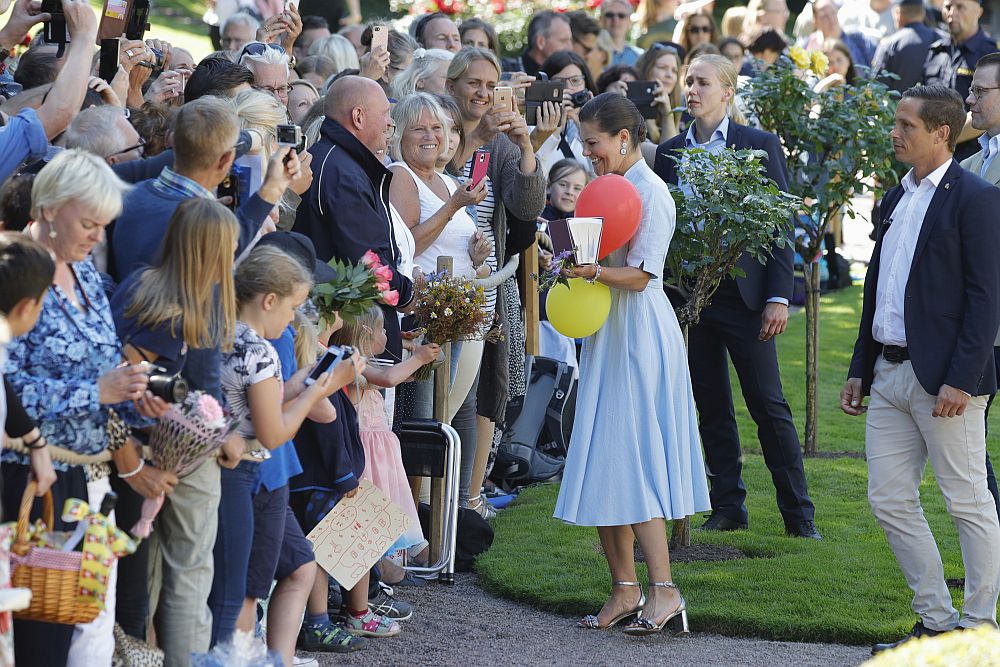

{"left": 148, "top": 374, "right": 189, "bottom": 403}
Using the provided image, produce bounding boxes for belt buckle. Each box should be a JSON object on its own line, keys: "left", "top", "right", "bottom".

{"left": 884, "top": 346, "right": 903, "bottom": 364}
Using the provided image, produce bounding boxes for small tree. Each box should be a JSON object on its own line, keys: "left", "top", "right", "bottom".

{"left": 666, "top": 147, "right": 801, "bottom": 548}
{"left": 742, "top": 49, "right": 897, "bottom": 456}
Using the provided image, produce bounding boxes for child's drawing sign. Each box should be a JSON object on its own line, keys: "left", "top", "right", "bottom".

{"left": 306, "top": 481, "right": 411, "bottom": 589}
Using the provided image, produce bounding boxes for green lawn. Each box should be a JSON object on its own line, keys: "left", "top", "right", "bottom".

{"left": 477, "top": 286, "right": 1000, "bottom": 645}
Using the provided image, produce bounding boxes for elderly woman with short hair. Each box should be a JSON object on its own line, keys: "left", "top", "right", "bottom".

{"left": 4, "top": 149, "right": 178, "bottom": 666}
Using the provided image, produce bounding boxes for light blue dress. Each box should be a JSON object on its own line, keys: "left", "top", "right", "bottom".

{"left": 553, "top": 160, "right": 711, "bottom": 526}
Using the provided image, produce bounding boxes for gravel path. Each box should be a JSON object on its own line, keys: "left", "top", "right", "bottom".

{"left": 305, "top": 574, "right": 871, "bottom": 667}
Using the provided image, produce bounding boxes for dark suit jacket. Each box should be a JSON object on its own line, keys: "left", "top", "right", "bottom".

{"left": 653, "top": 120, "right": 794, "bottom": 312}
{"left": 848, "top": 160, "right": 1000, "bottom": 397}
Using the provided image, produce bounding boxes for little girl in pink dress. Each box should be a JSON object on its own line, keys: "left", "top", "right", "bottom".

{"left": 329, "top": 305, "right": 441, "bottom": 563}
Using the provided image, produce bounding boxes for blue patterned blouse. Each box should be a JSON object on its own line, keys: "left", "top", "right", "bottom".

{"left": 2, "top": 259, "right": 125, "bottom": 472}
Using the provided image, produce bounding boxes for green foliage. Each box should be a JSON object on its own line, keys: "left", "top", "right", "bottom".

{"left": 311, "top": 258, "right": 383, "bottom": 326}
{"left": 742, "top": 55, "right": 897, "bottom": 256}
{"left": 666, "top": 147, "right": 800, "bottom": 327}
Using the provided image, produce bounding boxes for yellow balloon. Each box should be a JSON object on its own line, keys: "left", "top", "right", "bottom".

{"left": 546, "top": 278, "right": 612, "bottom": 338}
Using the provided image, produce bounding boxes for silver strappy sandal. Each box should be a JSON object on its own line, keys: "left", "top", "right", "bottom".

{"left": 577, "top": 581, "right": 645, "bottom": 629}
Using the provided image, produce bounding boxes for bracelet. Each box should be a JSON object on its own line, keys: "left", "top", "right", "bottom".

{"left": 117, "top": 458, "right": 145, "bottom": 479}
{"left": 23, "top": 434, "right": 46, "bottom": 450}
{"left": 586, "top": 264, "right": 602, "bottom": 284}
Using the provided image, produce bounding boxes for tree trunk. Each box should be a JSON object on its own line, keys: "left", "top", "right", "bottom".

{"left": 671, "top": 323, "right": 692, "bottom": 549}
{"left": 803, "top": 260, "right": 822, "bottom": 456}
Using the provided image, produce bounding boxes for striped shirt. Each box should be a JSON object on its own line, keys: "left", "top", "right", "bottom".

{"left": 464, "top": 154, "right": 498, "bottom": 316}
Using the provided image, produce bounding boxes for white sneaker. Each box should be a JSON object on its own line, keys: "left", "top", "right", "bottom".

{"left": 292, "top": 656, "right": 318, "bottom": 667}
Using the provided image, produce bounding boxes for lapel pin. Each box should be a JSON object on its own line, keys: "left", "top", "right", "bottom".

{"left": 730, "top": 144, "right": 736, "bottom": 149}
{"left": 945, "top": 183, "right": 950, "bottom": 189}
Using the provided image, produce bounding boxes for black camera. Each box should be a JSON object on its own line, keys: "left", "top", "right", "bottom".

{"left": 148, "top": 370, "right": 189, "bottom": 403}
{"left": 137, "top": 47, "right": 165, "bottom": 70}
{"left": 570, "top": 90, "right": 592, "bottom": 109}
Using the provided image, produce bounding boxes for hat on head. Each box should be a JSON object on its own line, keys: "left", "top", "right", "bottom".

{"left": 256, "top": 231, "right": 338, "bottom": 284}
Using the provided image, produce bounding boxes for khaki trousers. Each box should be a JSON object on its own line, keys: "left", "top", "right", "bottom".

{"left": 148, "top": 459, "right": 221, "bottom": 667}
{"left": 866, "top": 356, "right": 1000, "bottom": 630}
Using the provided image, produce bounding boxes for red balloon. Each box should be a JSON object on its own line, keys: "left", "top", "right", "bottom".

{"left": 575, "top": 174, "right": 642, "bottom": 260}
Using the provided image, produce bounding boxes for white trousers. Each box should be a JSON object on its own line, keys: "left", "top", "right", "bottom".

{"left": 67, "top": 475, "right": 117, "bottom": 667}
{"left": 866, "top": 356, "right": 1000, "bottom": 630}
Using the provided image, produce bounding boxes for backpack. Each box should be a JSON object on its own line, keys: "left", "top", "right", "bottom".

{"left": 489, "top": 356, "right": 577, "bottom": 490}
{"left": 417, "top": 503, "right": 494, "bottom": 572}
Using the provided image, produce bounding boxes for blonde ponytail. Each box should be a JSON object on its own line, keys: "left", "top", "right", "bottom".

{"left": 690, "top": 54, "right": 746, "bottom": 125}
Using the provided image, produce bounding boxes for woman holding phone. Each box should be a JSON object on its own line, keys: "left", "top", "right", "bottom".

{"left": 445, "top": 46, "right": 546, "bottom": 517}
{"left": 387, "top": 92, "right": 492, "bottom": 509}
{"left": 532, "top": 50, "right": 597, "bottom": 178}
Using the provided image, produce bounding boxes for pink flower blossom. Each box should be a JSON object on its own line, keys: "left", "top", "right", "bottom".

{"left": 376, "top": 280, "right": 390, "bottom": 292}
{"left": 374, "top": 265, "right": 393, "bottom": 281}
{"left": 382, "top": 290, "right": 400, "bottom": 306}
{"left": 361, "top": 250, "right": 381, "bottom": 268}
{"left": 196, "top": 393, "right": 223, "bottom": 425}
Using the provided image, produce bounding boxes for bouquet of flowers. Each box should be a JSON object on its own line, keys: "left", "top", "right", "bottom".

{"left": 413, "top": 271, "right": 490, "bottom": 379}
{"left": 312, "top": 250, "right": 399, "bottom": 328}
{"left": 131, "top": 392, "right": 235, "bottom": 538}
{"left": 532, "top": 250, "right": 575, "bottom": 292}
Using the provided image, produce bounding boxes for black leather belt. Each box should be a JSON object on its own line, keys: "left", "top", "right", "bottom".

{"left": 883, "top": 345, "right": 910, "bottom": 363}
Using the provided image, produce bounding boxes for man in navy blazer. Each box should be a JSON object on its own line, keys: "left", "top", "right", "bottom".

{"left": 653, "top": 55, "right": 818, "bottom": 539}
{"left": 842, "top": 85, "right": 1000, "bottom": 654}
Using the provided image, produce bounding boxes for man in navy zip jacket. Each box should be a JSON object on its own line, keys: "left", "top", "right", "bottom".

{"left": 654, "top": 64, "right": 818, "bottom": 539}
{"left": 294, "top": 76, "right": 415, "bottom": 362}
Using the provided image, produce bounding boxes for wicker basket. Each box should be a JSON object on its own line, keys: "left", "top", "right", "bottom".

{"left": 10, "top": 482, "right": 100, "bottom": 625}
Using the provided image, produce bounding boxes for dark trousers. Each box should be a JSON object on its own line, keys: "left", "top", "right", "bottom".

{"left": 2, "top": 463, "right": 87, "bottom": 667}
{"left": 688, "top": 279, "right": 815, "bottom": 525}
{"left": 111, "top": 473, "right": 150, "bottom": 639}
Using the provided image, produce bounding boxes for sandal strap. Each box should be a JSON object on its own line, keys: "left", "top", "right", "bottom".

{"left": 628, "top": 617, "right": 657, "bottom": 630}
{"left": 650, "top": 581, "right": 679, "bottom": 589}
{"left": 611, "top": 581, "right": 642, "bottom": 587}
{"left": 577, "top": 614, "right": 601, "bottom": 628}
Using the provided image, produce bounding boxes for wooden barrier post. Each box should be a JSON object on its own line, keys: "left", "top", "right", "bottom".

{"left": 429, "top": 255, "right": 453, "bottom": 565}
{"left": 521, "top": 243, "right": 540, "bottom": 357}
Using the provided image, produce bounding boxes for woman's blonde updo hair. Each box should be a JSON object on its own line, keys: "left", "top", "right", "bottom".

{"left": 688, "top": 53, "right": 746, "bottom": 125}
{"left": 446, "top": 46, "right": 501, "bottom": 86}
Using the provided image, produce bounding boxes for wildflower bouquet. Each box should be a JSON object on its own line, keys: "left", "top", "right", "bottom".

{"left": 413, "top": 271, "right": 489, "bottom": 379}
{"left": 132, "top": 392, "right": 236, "bottom": 538}
{"left": 313, "top": 251, "right": 400, "bottom": 327}
{"left": 532, "top": 250, "right": 575, "bottom": 292}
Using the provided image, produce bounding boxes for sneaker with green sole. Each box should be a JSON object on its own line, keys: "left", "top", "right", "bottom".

{"left": 343, "top": 610, "right": 401, "bottom": 638}
{"left": 297, "top": 623, "right": 368, "bottom": 653}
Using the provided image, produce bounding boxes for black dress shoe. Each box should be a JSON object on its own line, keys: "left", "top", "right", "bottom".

{"left": 699, "top": 513, "right": 748, "bottom": 532}
{"left": 785, "top": 520, "right": 823, "bottom": 540}
{"left": 871, "top": 621, "right": 945, "bottom": 655}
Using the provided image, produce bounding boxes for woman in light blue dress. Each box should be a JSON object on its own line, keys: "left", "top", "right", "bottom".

{"left": 553, "top": 93, "right": 711, "bottom": 636}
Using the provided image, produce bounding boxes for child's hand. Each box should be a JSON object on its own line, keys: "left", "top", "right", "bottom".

{"left": 414, "top": 343, "right": 441, "bottom": 365}
{"left": 329, "top": 350, "right": 366, "bottom": 390}
{"left": 305, "top": 370, "right": 336, "bottom": 399}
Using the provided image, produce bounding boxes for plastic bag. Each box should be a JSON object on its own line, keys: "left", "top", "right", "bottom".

{"left": 191, "top": 631, "right": 282, "bottom": 667}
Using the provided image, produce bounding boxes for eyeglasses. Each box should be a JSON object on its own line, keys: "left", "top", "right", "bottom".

{"left": 254, "top": 84, "right": 292, "bottom": 96}
{"left": 573, "top": 38, "right": 594, "bottom": 56}
{"left": 107, "top": 137, "right": 146, "bottom": 160}
{"left": 687, "top": 25, "right": 712, "bottom": 34}
{"left": 553, "top": 75, "right": 586, "bottom": 87}
{"left": 239, "top": 41, "right": 286, "bottom": 59}
{"left": 603, "top": 12, "right": 630, "bottom": 19}
{"left": 970, "top": 84, "right": 1000, "bottom": 98}
{"left": 385, "top": 120, "right": 397, "bottom": 137}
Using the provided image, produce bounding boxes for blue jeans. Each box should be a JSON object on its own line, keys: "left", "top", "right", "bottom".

{"left": 207, "top": 461, "right": 260, "bottom": 646}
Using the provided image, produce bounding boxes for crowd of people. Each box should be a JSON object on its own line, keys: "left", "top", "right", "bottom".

{"left": 0, "top": 0, "right": 999, "bottom": 663}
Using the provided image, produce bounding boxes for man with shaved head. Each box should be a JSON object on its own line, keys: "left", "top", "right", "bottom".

{"left": 294, "top": 75, "right": 413, "bottom": 363}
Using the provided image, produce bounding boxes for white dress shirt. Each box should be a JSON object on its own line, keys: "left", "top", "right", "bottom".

{"left": 872, "top": 158, "right": 953, "bottom": 347}
{"left": 978, "top": 132, "right": 1000, "bottom": 179}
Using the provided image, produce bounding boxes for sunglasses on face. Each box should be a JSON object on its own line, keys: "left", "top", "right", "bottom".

{"left": 604, "top": 12, "right": 630, "bottom": 19}
{"left": 688, "top": 25, "right": 712, "bottom": 34}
